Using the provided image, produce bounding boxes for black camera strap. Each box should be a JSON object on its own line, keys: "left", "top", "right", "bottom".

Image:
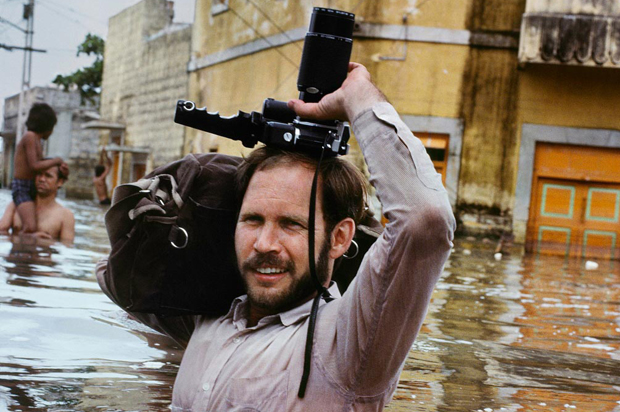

{"left": 298, "top": 140, "right": 334, "bottom": 398}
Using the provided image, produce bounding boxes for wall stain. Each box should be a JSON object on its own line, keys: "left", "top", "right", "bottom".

{"left": 458, "top": 0, "right": 525, "bottom": 217}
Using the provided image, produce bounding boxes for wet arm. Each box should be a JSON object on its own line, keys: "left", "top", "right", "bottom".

{"left": 102, "top": 152, "right": 112, "bottom": 178}
{"left": 332, "top": 104, "right": 455, "bottom": 393}
{"left": 0, "top": 202, "right": 16, "bottom": 233}
{"left": 24, "top": 137, "right": 63, "bottom": 172}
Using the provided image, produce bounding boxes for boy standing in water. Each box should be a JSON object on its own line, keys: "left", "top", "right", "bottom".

{"left": 11, "top": 103, "right": 69, "bottom": 234}
{"left": 93, "top": 148, "right": 112, "bottom": 205}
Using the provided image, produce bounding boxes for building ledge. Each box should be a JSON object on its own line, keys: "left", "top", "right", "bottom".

{"left": 519, "top": 13, "right": 620, "bottom": 68}
{"left": 104, "top": 144, "right": 151, "bottom": 154}
{"left": 82, "top": 120, "right": 126, "bottom": 130}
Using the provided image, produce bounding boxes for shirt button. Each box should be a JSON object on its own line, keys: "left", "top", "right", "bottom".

{"left": 233, "top": 337, "right": 242, "bottom": 344}
{"left": 202, "top": 382, "right": 211, "bottom": 392}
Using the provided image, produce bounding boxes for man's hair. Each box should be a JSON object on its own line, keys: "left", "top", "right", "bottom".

{"left": 95, "top": 165, "right": 106, "bottom": 177}
{"left": 235, "top": 147, "right": 368, "bottom": 234}
{"left": 25, "top": 103, "right": 57, "bottom": 134}
{"left": 42, "top": 158, "right": 68, "bottom": 181}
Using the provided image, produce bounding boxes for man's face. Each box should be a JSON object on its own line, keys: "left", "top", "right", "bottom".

{"left": 235, "top": 163, "right": 332, "bottom": 314}
{"left": 35, "top": 166, "right": 62, "bottom": 197}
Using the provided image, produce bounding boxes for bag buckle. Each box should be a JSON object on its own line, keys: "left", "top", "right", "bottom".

{"left": 170, "top": 226, "right": 189, "bottom": 249}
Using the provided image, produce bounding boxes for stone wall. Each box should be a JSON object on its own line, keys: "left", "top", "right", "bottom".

{"left": 1, "top": 87, "right": 99, "bottom": 198}
{"left": 100, "top": 0, "right": 191, "bottom": 185}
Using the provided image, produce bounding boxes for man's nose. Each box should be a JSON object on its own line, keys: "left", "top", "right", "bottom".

{"left": 254, "top": 224, "right": 282, "bottom": 254}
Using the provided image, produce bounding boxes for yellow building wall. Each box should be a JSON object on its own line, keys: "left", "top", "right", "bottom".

{"left": 457, "top": 48, "right": 521, "bottom": 212}
{"left": 452, "top": 0, "right": 526, "bottom": 216}
{"left": 518, "top": 65, "right": 620, "bottom": 131}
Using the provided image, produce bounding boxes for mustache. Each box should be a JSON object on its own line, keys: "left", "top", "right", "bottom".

{"left": 242, "top": 253, "right": 295, "bottom": 273}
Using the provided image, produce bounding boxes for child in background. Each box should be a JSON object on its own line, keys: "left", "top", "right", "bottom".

{"left": 93, "top": 148, "right": 112, "bottom": 205}
{"left": 11, "top": 103, "right": 69, "bottom": 234}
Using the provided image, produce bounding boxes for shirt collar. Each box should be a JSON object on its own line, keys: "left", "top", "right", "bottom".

{"left": 279, "top": 283, "right": 342, "bottom": 326}
{"left": 224, "top": 283, "right": 342, "bottom": 328}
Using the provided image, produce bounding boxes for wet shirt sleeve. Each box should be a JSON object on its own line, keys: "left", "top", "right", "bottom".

{"left": 322, "top": 102, "right": 456, "bottom": 396}
{"left": 95, "top": 257, "right": 197, "bottom": 347}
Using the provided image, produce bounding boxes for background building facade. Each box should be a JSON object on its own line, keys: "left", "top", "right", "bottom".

{"left": 0, "top": 87, "right": 100, "bottom": 198}
{"left": 97, "top": 0, "right": 620, "bottom": 259}
{"left": 181, "top": 0, "right": 620, "bottom": 259}
{"left": 98, "top": 0, "right": 191, "bottom": 189}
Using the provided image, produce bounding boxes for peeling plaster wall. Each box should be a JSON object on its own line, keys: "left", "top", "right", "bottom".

{"left": 101, "top": 0, "right": 190, "bottom": 184}
{"left": 456, "top": 0, "right": 525, "bottom": 225}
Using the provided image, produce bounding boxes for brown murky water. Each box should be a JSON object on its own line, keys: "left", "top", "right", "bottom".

{"left": 1, "top": 189, "right": 619, "bottom": 411}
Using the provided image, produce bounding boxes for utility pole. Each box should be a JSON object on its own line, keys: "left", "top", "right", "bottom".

{"left": 15, "top": 0, "right": 36, "bottom": 147}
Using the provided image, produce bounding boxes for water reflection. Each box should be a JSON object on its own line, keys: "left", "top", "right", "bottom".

{"left": 0, "top": 190, "right": 182, "bottom": 411}
{"left": 1, "top": 188, "right": 619, "bottom": 411}
{"left": 387, "top": 239, "right": 620, "bottom": 411}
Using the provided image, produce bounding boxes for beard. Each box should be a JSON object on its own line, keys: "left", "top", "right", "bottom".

{"left": 240, "top": 240, "right": 331, "bottom": 314}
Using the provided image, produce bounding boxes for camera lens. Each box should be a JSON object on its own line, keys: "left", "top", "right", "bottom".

{"left": 297, "top": 8, "right": 355, "bottom": 103}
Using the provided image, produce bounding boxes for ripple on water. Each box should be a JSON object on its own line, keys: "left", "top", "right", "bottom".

{"left": 0, "top": 189, "right": 182, "bottom": 411}
{"left": 2, "top": 191, "right": 620, "bottom": 411}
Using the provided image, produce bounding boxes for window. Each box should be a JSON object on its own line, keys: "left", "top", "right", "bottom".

{"left": 415, "top": 132, "right": 449, "bottom": 185}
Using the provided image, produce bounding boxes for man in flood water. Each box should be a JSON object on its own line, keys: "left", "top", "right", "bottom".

{"left": 0, "top": 164, "right": 75, "bottom": 243}
{"left": 97, "top": 63, "right": 455, "bottom": 410}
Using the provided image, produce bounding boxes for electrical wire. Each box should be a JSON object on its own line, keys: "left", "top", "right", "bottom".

{"left": 227, "top": 3, "right": 300, "bottom": 69}
{"left": 0, "top": 16, "right": 26, "bottom": 33}
{"left": 246, "top": 0, "right": 302, "bottom": 51}
{"left": 38, "top": 0, "right": 107, "bottom": 27}
{"left": 37, "top": 1, "right": 98, "bottom": 32}
{"left": 251, "top": 67, "right": 298, "bottom": 112}
{"left": 417, "top": 0, "right": 433, "bottom": 9}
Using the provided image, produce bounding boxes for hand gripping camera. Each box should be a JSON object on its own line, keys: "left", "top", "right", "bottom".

{"left": 174, "top": 7, "right": 355, "bottom": 158}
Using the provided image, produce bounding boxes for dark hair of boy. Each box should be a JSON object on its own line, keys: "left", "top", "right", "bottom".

{"left": 25, "top": 103, "right": 57, "bottom": 134}
{"left": 95, "top": 165, "right": 106, "bottom": 177}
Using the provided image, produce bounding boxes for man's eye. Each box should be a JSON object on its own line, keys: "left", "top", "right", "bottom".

{"left": 242, "top": 216, "right": 262, "bottom": 224}
{"left": 283, "top": 219, "right": 304, "bottom": 230}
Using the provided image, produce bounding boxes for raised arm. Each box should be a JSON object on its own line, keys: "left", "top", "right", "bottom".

{"left": 100, "top": 149, "right": 112, "bottom": 179}
{"left": 23, "top": 133, "right": 64, "bottom": 173}
{"left": 290, "top": 63, "right": 456, "bottom": 395}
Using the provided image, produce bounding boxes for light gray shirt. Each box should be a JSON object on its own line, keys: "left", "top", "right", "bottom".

{"left": 97, "top": 102, "right": 456, "bottom": 411}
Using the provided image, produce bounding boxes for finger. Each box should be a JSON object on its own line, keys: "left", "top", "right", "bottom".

{"left": 348, "top": 62, "right": 362, "bottom": 71}
{"left": 287, "top": 99, "right": 323, "bottom": 119}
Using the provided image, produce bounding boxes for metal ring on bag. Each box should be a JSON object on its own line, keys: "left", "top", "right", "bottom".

{"left": 170, "top": 227, "right": 189, "bottom": 249}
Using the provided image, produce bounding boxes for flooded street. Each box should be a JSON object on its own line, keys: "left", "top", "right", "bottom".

{"left": 0, "top": 190, "right": 183, "bottom": 412}
{"left": 1, "top": 189, "right": 619, "bottom": 411}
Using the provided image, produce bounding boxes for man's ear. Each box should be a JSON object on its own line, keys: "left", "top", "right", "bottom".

{"left": 328, "top": 217, "right": 356, "bottom": 259}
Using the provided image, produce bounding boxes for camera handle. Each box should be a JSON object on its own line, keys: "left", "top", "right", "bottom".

{"left": 174, "top": 100, "right": 350, "bottom": 158}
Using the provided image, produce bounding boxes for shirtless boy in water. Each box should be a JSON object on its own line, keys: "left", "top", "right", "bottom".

{"left": 12, "top": 103, "right": 69, "bottom": 233}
